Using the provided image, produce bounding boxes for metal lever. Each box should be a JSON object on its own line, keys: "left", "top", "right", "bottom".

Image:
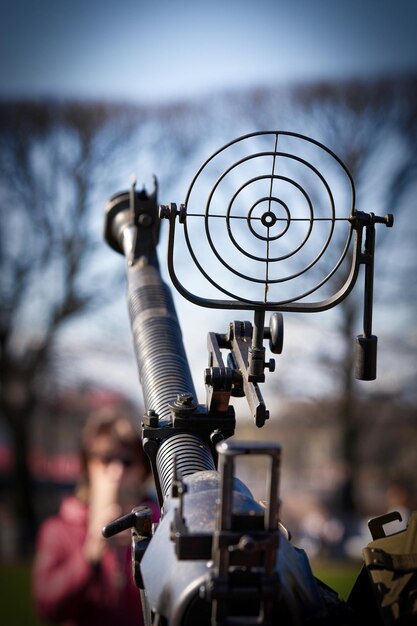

{"left": 354, "top": 212, "right": 394, "bottom": 381}
{"left": 228, "top": 321, "right": 270, "bottom": 427}
{"left": 102, "top": 505, "right": 152, "bottom": 539}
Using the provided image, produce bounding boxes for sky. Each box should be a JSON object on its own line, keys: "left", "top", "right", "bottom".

{"left": 1, "top": 0, "right": 417, "bottom": 104}
{"left": 1, "top": 0, "right": 416, "bottom": 404}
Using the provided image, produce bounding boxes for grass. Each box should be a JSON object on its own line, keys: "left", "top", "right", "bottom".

{"left": 0, "top": 559, "right": 361, "bottom": 625}
{"left": 312, "top": 559, "right": 362, "bottom": 600}
{"left": 0, "top": 562, "right": 46, "bottom": 626}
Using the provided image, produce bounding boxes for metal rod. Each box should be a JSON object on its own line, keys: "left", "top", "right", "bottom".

{"left": 252, "top": 309, "right": 265, "bottom": 351}
{"left": 363, "top": 224, "right": 375, "bottom": 338}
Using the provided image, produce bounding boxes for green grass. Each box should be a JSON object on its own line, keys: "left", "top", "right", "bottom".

{"left": 0, "top": 562, "right": 46, "bottom": 626}
{"left": 312, "top": 559, "right": 362, "bottom": 600}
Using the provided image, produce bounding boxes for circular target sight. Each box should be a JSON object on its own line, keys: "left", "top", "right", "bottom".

{"left": 168, "top": 131, "right": 357, "bottom": 311}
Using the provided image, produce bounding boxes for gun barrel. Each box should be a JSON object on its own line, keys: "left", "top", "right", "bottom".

{"left": 104, "top": 186, "right": 197, "bottom": 423}
{"left": 126, "top": 261, "right": 196, "bottom": 423}
{"left": 104, "top": 187, "right": 213, "bottom": 504}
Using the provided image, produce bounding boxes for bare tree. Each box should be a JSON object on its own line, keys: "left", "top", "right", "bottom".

{"left": 132, "top": 80, "right": 417, "bottom": 519}
{"left": 0, "top": 100, "right": 139, "bottom": 550}
{"left": 213, "top": 75, "right": 416, "bottom": 514}
{"left": 285, "top": 75, "right": 417, "bottom": 514}
{"left": 0, "top": 96, "right": 221, "bottom": 551}
{"left": 2, "top": 77, "right": 414, "bottom": 551}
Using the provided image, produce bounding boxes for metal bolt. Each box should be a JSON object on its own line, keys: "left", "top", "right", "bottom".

{"left": 210, "top": 430, "right": 224, "bottom": 445}
{"left": 138, "top": 213, "right": 152, "bottom": 227}
{"left": 204, "top": 368, "right": 213, "bottom": 385}
{"left": 159, "top": 204, "right": 170, "bottom": 219}
{"left": 159, "top": 203, "right": 178, "bottom": 220}
{"left": 238, "top": 535, "right": 257, "bottom": 552}
{"left": 144, "top": 409, "right": 159, "bottom": 427}
{"left": 177, "top": 393, "right": 194, "bottom": 406}
{"left": 178, "top": 204, "right": 187, "bottom": 224}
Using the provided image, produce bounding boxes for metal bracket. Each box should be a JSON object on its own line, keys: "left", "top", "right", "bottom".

{"left": 208, "top": 440, "right": 282, "bottom": 625}
{"left": 368, "top": 511, "right": 403, "bottom": 540}
{"left": 102, "top": 505, "right": 153, "bottom": 589}
{"left": 206, "top": 321, "right": 272, "bottom": 427}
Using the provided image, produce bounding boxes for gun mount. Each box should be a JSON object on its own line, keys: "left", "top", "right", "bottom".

{"left": 103, "top": 131, "right": 394, "bottom": 626}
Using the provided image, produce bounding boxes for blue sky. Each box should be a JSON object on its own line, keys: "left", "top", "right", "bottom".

{"left": 1, "top": 0, "right": 415, "bottom": 403}
{"left": 1, "top": 0, "right": 417, "bottom": 103}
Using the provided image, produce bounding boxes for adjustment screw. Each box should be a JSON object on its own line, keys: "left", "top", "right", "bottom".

{"left": 179, "top": 204, "right": 187, "bottom": 224}
{"left": 177, "top": 393, "right": 194, "bottom": 406}
{"left": 373, "top": 213, "right": 394, "bottom": 227}
{"left": 384, "top": 213, "right": 394, "bottom": 227}
{"left": 265, "top": 359, "right": 276, "bottom": 372}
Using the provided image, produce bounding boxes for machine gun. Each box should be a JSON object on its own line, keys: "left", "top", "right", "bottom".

{"left": 102, "top": 131, "right": 396, "bottom": 625}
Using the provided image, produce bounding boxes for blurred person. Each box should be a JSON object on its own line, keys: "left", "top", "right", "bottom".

{"left": 385, "top": 476, "right": 414, "bottom": 525}
{"left": 32, "top": 407, "right": 159, "bottom": 626}
{"left": 297, "top": 500, "right": 345, "bottom": 559}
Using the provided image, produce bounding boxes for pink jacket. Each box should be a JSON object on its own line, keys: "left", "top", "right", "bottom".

{"left": 32, "top": 496, "right": 159, "bottom": 626}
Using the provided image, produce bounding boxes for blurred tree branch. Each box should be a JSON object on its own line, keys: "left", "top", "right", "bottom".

{"left": 0, "top": 100, "right": 138, "bottom": 549}
{"left": 274, "top": 74, "right": 417, "bottom": 514}
{"left": 1, "top": 75, "right": 415, "bottom": 549}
